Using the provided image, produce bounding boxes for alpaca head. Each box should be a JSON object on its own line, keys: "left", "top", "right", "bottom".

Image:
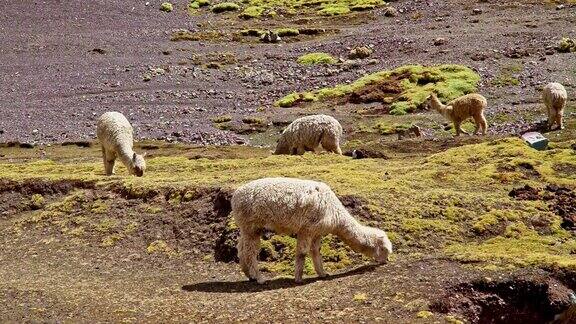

{"left": 361, "top": 226, "right": 392, "bottom": 264}
{"left": 274, "top": 136, "right": 290, "bottom": 155}
{"left": 130, "top": 152, "right": 146, "bottom": 177}
{"left": 423, "top": 93, "right": 437, "bottom": 110}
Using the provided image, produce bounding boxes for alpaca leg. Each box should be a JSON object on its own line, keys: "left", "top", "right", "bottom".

{"left": 237, "top": 229, "right": 264, "bottom": 284}
{"left": 454, "top": 122, "right": 462, "bottom": 136}
{"left": 456, "top": 121, "right": 469, "bottom": 136}
{"left": 295, "top": 146, "right": 306, "bottom": 155}
{"left": 556, "top": 111, "right": 564, "bottom": 130}
{"left": 102, "top": 146, "right": 115, "bottom": 176}
{"left": 473, "top": 114, "right": 487, "bottom": 135}
{"left": 481, "top": 114, "right": 488, "bottom": 135}
{"left": 310, "top": 237, "right": 327, "bottom": 278}
{"left": 294, "top": 235, "right": 312, "bottom": 283}
{"left": 321, "top": 135, "right": 342, "bottom": 154}
{"left": 547, "top": 108, "right": 555, "bottom": 130}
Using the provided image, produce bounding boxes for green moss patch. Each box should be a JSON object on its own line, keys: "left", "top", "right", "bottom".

{"left": 189, "top": 0, "right": 211, "bottom": 9}
{"left": 275, "top": 64, "right": 480, "bottom": 114}
{"left": 275, "top": 28, "right": 300, "bottom": 37}
{"left": 2, "top": 136, "right": 575, "bottom": 275}
{"left": 239, "top": 5, "right": 265, "bottom": 18}
{"left": 160, "top": 2, "right": 174, "bottom": 12}
{"left": 297, "top": 52, "right": 337, "bottom": 65}
{"left": 211, "top": 2, "right": 240, "bottom": 13}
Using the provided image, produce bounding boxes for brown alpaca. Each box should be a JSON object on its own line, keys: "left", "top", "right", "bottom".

{"left": 425, "top": 93, "right": 488, "bottom": 136}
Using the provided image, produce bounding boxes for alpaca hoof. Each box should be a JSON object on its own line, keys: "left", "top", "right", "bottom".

{"left": 249, "top": 277, "right": 266, "bottom": 284}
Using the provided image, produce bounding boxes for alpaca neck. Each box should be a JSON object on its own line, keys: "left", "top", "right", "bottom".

{"left": 430, "top": 95, "right": 452, "bottom": 118}
{"left": 118, "top": 145, "right": 135, "bottom": 167}
{"left": 332, "top": 211, "right": 370, "bottom": 253}
{"left": 429, "top": 95, "right": 445, "bottom": 112}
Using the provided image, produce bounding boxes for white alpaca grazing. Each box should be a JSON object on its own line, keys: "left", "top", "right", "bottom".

{"left": 96, "top": 112, "right": 146, "bottom": 177}
{"left": 542, "top": 82, "right": 567, "bottom": 130}
{"left": 232, "top": 177, "right": 392, "bottom": 284}
{"left": 274, "top": 114, "right": 343, "bottom": 155}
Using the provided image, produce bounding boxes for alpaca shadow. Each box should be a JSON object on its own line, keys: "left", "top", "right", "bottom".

{"left": 182, "top": 264, "right": 379, "bottom": 293}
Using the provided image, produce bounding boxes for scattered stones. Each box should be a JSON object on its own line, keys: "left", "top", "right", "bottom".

{"left": 433, "top": 37, "right": 447, "bottom": 46}
{"left": 383, "top": 6, "right": 398, "bottom": 17}
{"left": 470, "top": 52, "right": 489, "bottom": 61}
{"left": 260, "top": 30, "right": 281, "bottom": 43}
{"left": 504, "top": 47, "right": 530, "bottom": 58}
{"left": 348, "top": 46, "right": 373, "bottom": 59}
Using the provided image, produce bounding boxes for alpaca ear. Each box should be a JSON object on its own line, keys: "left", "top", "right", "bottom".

{"left": 142, "top": 152, "right": 147, "bottom": 157}
{"left": 132, "top": 152, "right": 137, "bottom": 161}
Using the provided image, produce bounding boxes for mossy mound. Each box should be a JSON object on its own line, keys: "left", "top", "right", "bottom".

{"left": 196, "top": 0, "right": 385, "bottom": 18}
{"left": 275, "top": 64, "right": 480, "bottom": 115}
{"left": 160, "top": 2, "right": 174, "bottom": 12}
{"left": 558, "top": 37, "right": 576, "bottom": 53}
{"left": 297, "top": 52, "right": 338, "bottom": 65}
{"left": 211, "top": 2, "right": 240, "bottom": 13}
{"left": 189, "top": 0, "right": 211, "bottom": 9}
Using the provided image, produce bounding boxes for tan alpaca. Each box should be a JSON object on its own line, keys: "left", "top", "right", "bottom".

{"left": 425, "top": 93, "right": 488, "bottom": 136}
{"left": 542, "top": 82, "right": 567, "bottom": 130}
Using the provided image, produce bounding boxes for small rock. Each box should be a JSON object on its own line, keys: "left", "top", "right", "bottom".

{"left": 352, "top": 149, "right": 366, "bottom": 159}
{"left": 90, "top": 48, "right": 106, "bottom": 54}
{"left": 367, "top": 58, "right": 379, "bottom": 65}
{"left": 32, "top": 129, "right": 39, "bottom": 134}
{"left": 433, "top": 37, "right": 446, "bottom": 46}
{"left": 348, "top": 46, "right": 373, "bottom": 59}
{"left": 556, "top": 4, "right": 565, "bottom": 10}
{"left": 383, "top": 6, "right": 398, "bottom": 17}
{"left": 143, "top": 74, "right": 152, "bottom": 82}
{"left": 260, "top": 30, "right": 281, "bottom": 43}
{"left": 472, "top": 8, "right": 483, "bottom": 15}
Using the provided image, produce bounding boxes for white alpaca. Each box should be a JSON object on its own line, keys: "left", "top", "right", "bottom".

{"left": 96, "top": 112, "right": 146, "bottom": 177}
{"left": 274, "top": 114, "right": 343, "bottom": 155}
{"left": 232, "top": 177, "right": 392, "bottom": 284}
{"left": 542, "top": 82, "right": 567, "bottom": 130}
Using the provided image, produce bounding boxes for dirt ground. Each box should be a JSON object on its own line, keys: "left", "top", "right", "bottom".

{"left": 0, "top": 179, "right": 574, "bottom": 323}
{"left": 1, "top": 0, "right": 576, "bottom": 322}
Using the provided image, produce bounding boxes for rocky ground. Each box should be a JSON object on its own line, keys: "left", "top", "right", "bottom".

{"left": 0, "top": 0, "right": 574, "bottom": 145}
